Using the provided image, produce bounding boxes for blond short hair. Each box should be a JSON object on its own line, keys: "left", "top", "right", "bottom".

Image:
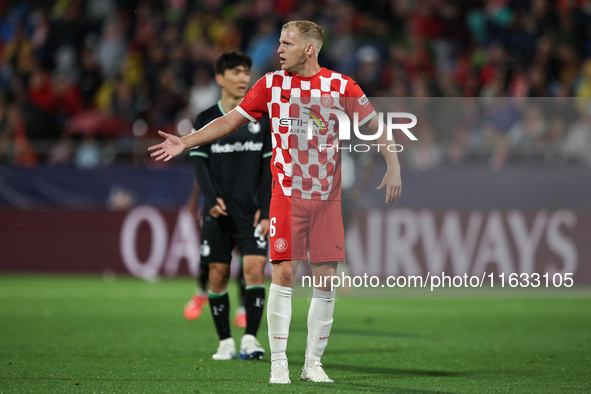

{"left": 282, "top": 20, "right": 324, "bottom": 54}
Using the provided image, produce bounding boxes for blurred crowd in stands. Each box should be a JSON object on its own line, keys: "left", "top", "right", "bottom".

{"left": 1, "top": 0, "right": 591, "bottom": 169}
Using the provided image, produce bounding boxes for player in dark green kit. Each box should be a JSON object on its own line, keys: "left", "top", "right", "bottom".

{"left": 186, "top": 52, "right": 272, "bottom": 360}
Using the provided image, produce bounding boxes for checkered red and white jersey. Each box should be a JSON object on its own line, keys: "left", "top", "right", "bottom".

{"left": 236, "top": 68, "right": 376, "bottom": 200}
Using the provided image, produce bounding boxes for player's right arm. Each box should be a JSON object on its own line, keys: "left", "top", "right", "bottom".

{"left": 149, "top": 74, "right": 269, "bottom": 161}
{"left": 193, "top": 155, "right": 228, "bottom": 218}
{"left": 186, "top": 181, "right": 201, "bottom": 219}
{"left": 148, "top": 109, "right": 249, "bottom": 161}
{"left": 191, "top": 110, "right": 224, "bottom": 218}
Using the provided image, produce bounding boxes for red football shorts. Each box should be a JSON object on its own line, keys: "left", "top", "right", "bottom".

{"left": 269, "top": 195, "right": 345, "bottom": 263}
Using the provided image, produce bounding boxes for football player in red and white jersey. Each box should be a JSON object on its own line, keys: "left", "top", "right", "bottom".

{"left": 149, "top": 20, "right": 402, "bottom": 384}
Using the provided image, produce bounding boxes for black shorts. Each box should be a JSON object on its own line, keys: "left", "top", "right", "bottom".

{"left": 200, "top": 215, "right": 268, "bottom": 264}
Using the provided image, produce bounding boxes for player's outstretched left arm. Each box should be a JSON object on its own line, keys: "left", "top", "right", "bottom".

{"left": 367, "top": 115, "right": 402, "bottom": 205}
{"left": 148, "top": 109, "right": 249, "bottom": 161}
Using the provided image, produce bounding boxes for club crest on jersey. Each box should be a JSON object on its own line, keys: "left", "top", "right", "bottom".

{"left": 248, "top": 122, "right": 261, "bottom": 134}
{"left": 320, "top": 93, "right": 334, "bottom": 108}
{"left": 274, "top": 237, "right": 288, "bottom": 253}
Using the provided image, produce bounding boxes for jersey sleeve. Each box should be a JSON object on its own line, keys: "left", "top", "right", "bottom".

{"left": 257, "top": 116, "right": 273, "bottom": 220}
{"left": 236, "top": 75, "right": 269, "bottom": 122}
{"left": 344, "top": 78, "right": 377, "bottom": 126}
{"left": 189, "top": 112, "right": 216, "bottom": 210}
{"left": 193, "top": 148, "right": 217, "bottom": 212}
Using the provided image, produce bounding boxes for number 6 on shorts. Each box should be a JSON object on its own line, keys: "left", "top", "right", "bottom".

{"left": 270, "top": 217, "right": 276, "bottom": 237}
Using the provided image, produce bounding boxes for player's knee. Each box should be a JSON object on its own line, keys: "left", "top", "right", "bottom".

{"left": 242, "top": 256, "right": 266, "bottom": 284}
{"left": 243, "top": 266, "right": 264, "bottom": 285}
{"left": 272, "top": 263, "right": 294, "bottom": 287}
{"left": 208, "top": 264, "right": 230, "bottom": 290}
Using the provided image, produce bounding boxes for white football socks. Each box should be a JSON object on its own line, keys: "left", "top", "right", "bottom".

{"left": 267, "top": 283, "right": 293, "bottom": 364}
{"left": 305, "top": 287, "right": 335, "bottom": 366}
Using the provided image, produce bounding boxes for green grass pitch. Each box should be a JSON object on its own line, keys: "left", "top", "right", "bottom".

{"left": 0, "top": 275, "right": 589, "bottom": 393}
